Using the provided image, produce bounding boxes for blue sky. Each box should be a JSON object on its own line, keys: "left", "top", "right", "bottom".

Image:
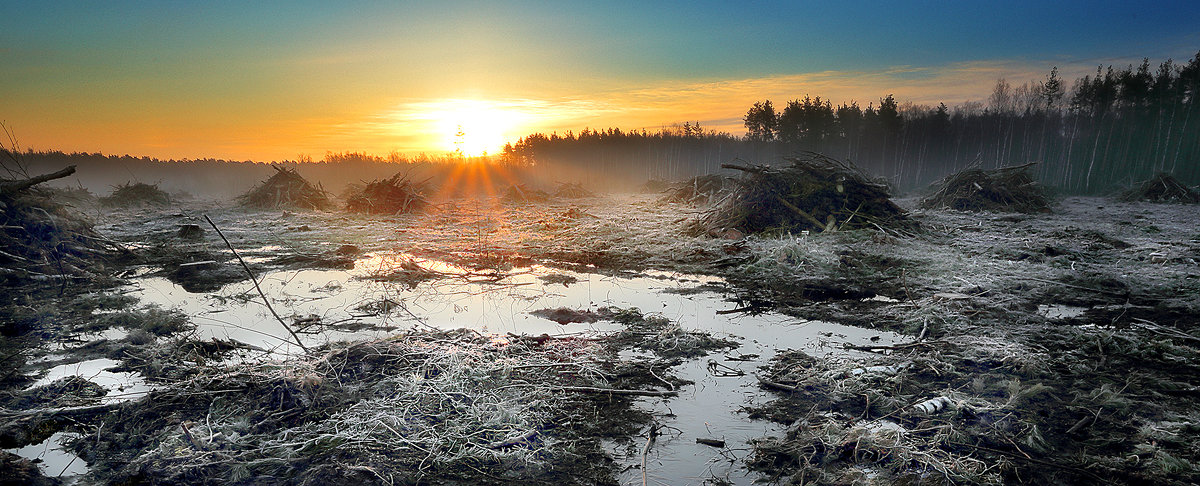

{"left": 1, "top": 1, "right": 1197, "bottom": 158}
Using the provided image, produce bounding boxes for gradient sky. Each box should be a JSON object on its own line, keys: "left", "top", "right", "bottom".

{"left": 2, "top": 1, "right": 1198, "bottom": 160}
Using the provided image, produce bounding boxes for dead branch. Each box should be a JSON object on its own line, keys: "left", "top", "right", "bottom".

{"left": 0, "top": 402, "right": 118, "bottom": 420}
{"left": 204, "top": 215, "right": 308, "bottom": 352}
{"left": 0, "top": 165, "right": 76, "bottom": 196}
{"left": 558, "top": 386, "right": 677, "bottom": 397}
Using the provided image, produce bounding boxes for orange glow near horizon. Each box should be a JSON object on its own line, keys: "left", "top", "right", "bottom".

{"left": 431, "top": 103, "right": 526, "bottom": 156}
{"left": 5, "top": 61, "right": 1120, "bottom": 162}
{"left": 434, "top": 159, "right": 519, "bottom": 201}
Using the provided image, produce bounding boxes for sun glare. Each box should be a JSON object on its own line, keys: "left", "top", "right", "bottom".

{"left": 432, "top": 101, "right": 524, "bottom": 156}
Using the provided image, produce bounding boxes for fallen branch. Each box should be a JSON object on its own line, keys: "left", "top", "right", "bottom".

{"left": 843, "top": 340, "right": 948, "bottom": 352}
{"left": 486, "top": 430, "right": 538, "bottom": 449}
{"left": 1015, "top": 276, "right": 1128, "bottom": 297}
{"left": 755, "top": 374, "right": 800, "bottom": 393}
{"left": 557, "top": 386, "right": 677, "bottom": 397}
{"left": 0, "top": 402, "right": 118, "bottom": 419}
{"left": 774, "top": 194, "right": 829, "bottom": 230}
{"left": 0, "top": 165, "right": 75, "bottom": 195}
{"left": 947, "top": 440, "right": 1116, "bottom": 485}
{"left": 204, "top": 215, "right": 308, "bottom": 352}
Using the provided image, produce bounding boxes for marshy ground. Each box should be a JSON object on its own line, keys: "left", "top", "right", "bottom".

{"left": 2, "top": 190, "right": 1198, "bottom": 485}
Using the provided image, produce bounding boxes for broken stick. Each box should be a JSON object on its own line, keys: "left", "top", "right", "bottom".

{"left": 204, "top": 215, "right": 308, "bottom": 352}
{"left": 0, "top": 165, "right": 76, "bottom": 195}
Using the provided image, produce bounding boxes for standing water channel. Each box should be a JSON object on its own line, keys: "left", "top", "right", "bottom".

{"left": 15, "top": 251, "right": 902, "bottom": 484}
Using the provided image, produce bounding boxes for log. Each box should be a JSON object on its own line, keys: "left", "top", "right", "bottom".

{"left": 0, "top": 166, "right": 76, "bottom": 196}
{"left": 0, "top": 403, "right": 117, "bottom": 419}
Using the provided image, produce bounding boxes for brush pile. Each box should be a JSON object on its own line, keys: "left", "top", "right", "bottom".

{"left": 1119, "top": 173, "right": 1200, "bottom": 203}
{"left": 48, "top": 186, "right": 97, "bottom": 207}
{"left": 920, "top": 162, "right": 1050, "bottom": 213}
{"left": 502, "top": 184, "right": 550, "bottom": 202}
{"left": 554, "top": 182, "right": 594, "bottom": 198}
{"left": 640, "top": 179, "right": 670, "bottom": 193}
{"left": 660, "top": 174, "right": 731, "bottom": 205}
{"left": 344, "top": 172, "right": 428, "bottom": 214}
{"left": 692, "top": 152, "right": 912, "bottom": 236}
{"left": 0, "top": 166, "right": 110, "bottom": 281}
{"left": 101, "top": 182, "right": 170, "bottom": 207}
{"left": 239, "top": 166, "right": 332, "bottom": 210}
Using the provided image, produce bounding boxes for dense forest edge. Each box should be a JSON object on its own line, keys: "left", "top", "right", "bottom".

{"left": 5, "top": 51, "right": 1198, "bottom": 197}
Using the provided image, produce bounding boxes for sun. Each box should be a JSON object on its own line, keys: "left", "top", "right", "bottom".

{"left": 432, "top": 101, "right": 524, "bottom": 156}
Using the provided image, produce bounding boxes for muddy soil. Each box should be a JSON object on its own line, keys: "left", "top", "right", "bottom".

{"left": 2, "top": 193, "right": 1198, "bottom": 485}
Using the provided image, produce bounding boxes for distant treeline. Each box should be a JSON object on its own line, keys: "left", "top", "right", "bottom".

{"left": 504, "top": 51, "right": 1200, "bottom": 194}
{"left": 2, "top": 150, "right": 522, "bottom": 199}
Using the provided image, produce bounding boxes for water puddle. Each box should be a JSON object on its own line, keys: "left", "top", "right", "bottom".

{"left": 28, "top": 358, "right": 154, "bottom": 404}
{"left": 612, "top": 318, "right": 899, "bottom": 485}
{"left": 1038, "top": 304, "right": 1088, "bottom": 320}
{"left": 125, "top": 251, "right": 903, "bottom": 483}
{"left": 8, "top": 432, "right": 88, "bottom": 480}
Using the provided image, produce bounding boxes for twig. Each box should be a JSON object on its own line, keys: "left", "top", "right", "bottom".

{"left": 843, "top": 340, "right": 948, "bottom": 352}
{"left": 755, "top": 373, "right": 800, "bottom": 393}
{"left": 557, "top": 386, "right": 677, "bottom": 397}
{"left": 1014, "top": 276, "right": 1127, "bottom": 297}
{"left": 947, "top": 440, "right": 1116, "bottom": 485}
{"left": 486, "top": 430, "right": 538, "bottom": 449}
{"left": 641, "top": 423, "right": 660, "bottom": 486}
{"left": 204, "top": 215, "right": 307, "bottom": 352}
{"left": 1133, "top": 318, "right": 1200, "bottom": 344}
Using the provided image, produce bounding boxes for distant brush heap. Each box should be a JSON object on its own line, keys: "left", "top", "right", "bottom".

{"left": 1120, "top": 173, "right": 1199, "bottom": 203}
{"left": 920, "top": 163, "right": 1050, "bottom": 213}
{"left": 502, "top": 184, "right": 550, "bottom": 202}
{"left": 553, "top": 182, "right": 594, "bottom": 199}
{"left": 239, "top": 166, "right": 332, "bottom": 210}
{"left": 101, "top": 182, "right": 170, "bottom": 207}
{"left": 344, "top": 172, "right": 428, "bottom": 214}
{"left": 0, "top": 166, "right": 111, "bottom": 281}
{"left": 692, "top": 152, "right": 913, "bottom": 236}
{"left": 660, "top": 174, "right": 731, "bottom": 205}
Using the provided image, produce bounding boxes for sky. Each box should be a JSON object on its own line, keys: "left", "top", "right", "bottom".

{"left": 1, "top": 0, "right": 1198, "bottom": 160}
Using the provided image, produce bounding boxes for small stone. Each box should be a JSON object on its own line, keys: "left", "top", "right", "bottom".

{"left": 177, "top": 224, "right": 204, "bottom": 239}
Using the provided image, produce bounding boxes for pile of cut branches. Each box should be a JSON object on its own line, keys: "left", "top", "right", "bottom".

{"left": 0, "top": 166, "right": 112, "bottom": 281}
{"left": 101, "top": 182, "right": 170, "bottom": 207}
{"left": 640, "top": 179, "right": 670, "bottom": 193}
{"left": 920, "top": 162, "right": 1050, "bottom": 213}
{"left": 659, "top": 174, "right": 731, "bottom": 205}
{"left": 692, "top": 152, "right": 913, "bottom": 236}
{"left": 502, "top": 184, "right": 550, "bottom": 203}
{"left": 344, "top": 172, "right": 428, "bottom": 214}
{"left": 239, "top": 166, "right": 332, "bottom": 210}
{"left": 1119, "top": 172, "right": 1199, "bottom": 203}
{"left": 554, "top": 182, "right": 594, "bottom": 198}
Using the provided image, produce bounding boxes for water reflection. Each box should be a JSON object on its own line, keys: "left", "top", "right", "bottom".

{"left": 128, "top": 251, "right": 903, "bottom": 484}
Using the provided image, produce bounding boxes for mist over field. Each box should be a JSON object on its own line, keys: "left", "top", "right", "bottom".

{"left": 3, "top": 2, "right": 1200, "bottom": 485}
